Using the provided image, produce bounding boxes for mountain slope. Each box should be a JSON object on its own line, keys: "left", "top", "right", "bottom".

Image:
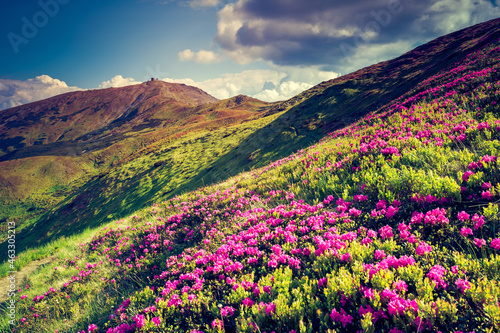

{"left": 181, "top": 17, "right": 500, "bottom": 190}
{"left": 2, "top": 18, "right": 500, "bottom": 333}
{"left": 3, "top": 19, "right": 500, "bottom": 254}
{"left": 0, "top": 81, "right": 218, "bottom": 159}
{"left": 0, "top": 84, "right": 270, "bottom": 246}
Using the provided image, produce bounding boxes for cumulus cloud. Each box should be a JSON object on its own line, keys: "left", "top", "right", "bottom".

{"left": 252, "top": 65, "right": 340, "bottom": 101}
{"left": 215, "top": 0, "right": 500, "bottom": 70}
{"left": 164, "top": 69, "right": 286, "bottom": 99}
{"left": 98, "top": 75, "right": 142, "bottom": 89}
{"left": 178, "top": 49, "right": 224, "bottom": 64}
{"left": 253, "top": 81, "right": 314, "bottom": 102}
{"left": 0, "top": 75, "right": 82, "bottom": 111}
{"left": 340, "top": 40, "right": 414, "bottom": 74}
{"left": 163, "top": 66, "right": 339, "bottom": 101}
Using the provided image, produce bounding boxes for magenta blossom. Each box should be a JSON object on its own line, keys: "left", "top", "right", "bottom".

{"left": 455, "top": 279, "right": 471, "bottom": 294}
{"left": 460, "top": 227, "right": 473, "bottom": 237}
{"left": 416, "top": 242, "right": 432, "bottom": 256}
{"left": 457, "top": 211, "right": 470, "bottom": 221}
{"left": 152, "top": 317, "right": 161, "bottom": 326}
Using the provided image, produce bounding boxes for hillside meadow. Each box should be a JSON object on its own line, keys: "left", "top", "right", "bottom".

{"left": 1, "top": 27, "right": 500, "bottom": 333}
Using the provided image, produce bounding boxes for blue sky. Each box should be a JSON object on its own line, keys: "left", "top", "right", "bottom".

{"left": 1, "top": 0, "right": 499, "bottom": 110}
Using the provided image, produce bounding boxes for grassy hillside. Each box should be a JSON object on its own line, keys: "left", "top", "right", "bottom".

{"left": 3, "top": 19, "right": 498, "bottom": 258}
{"left": 1, "top": 19, "right": 500, "bottom": 333}
{"left": 11, "top": 109, "right": 282, "bottom": 251}
{"left": 175, "top": 17, "right": 500, "bottom": 195}
{"left": 0, "top": 93, "right": 270, "bottom": 249}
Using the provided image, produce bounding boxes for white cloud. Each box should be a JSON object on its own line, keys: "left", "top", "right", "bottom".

{"left": 270, "top": 65, "right": 340, "bottom": 85}
{"left": 0, "top": 75, "right": 82, "bottom": 111}
{"left": 253, "top": 81, "right": 314, "bottom": 102}
{"left": 178, "top": 49, "right": 195, "bottom": 61}
{"left": 164, "top": 69, "right": 286, "bottom": 99}
{"left": 178, "top": 49, "right": 224, "bottom": 64}
{"left": 417, "top": 0, "right": 500, "bottom": 34}
{"left": 251, "top": 65, "right": 340, "bottom": 101}
{"left": 339, "top": 40, "right": 414, "bottom": 74}
{"left": 163, "top": 65, "right": 339, "bottom": 101}
{"left": 98, "top": 75, "right": 142, "bottom": 89}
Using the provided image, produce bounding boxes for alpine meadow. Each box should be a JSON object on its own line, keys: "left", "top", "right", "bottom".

{"left": 1, "top": 15, "right": 500, "bottom": 333}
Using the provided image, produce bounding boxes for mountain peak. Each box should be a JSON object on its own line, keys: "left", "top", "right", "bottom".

{"left": 0, "top": 81, "right": 220, "bottom": 156}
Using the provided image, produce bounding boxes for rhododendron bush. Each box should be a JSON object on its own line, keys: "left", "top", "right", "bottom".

{"left": 9, "top": 37, "right": 500, "bottom": 333}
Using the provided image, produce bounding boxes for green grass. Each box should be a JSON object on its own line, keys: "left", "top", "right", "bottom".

{"left": 1, "top": 111, "right": 284, "bottom": 269}
{"left": 2, "top": 18, "right": 500, "bottom": 333}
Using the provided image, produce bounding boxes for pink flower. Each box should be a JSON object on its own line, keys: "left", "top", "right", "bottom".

{"left": 374, "top": 249, "right": 386, "bottom": 260}
{"left": 474, "top": 238, "right": 486, "bottom": 248}
{"left": 341, "top": 252, "right": 352, "bottom": 262}
{"left": 481, "top": 191, "right": 493, "bottom": 200}
{"left": 393, "top": 280, "right": 408, "bottom": 292}
{"left": 330, "top": 308, "right": 353, "bottom": 327}
{"left": 386, "top": 206, "right": 399, "bottom": 218}
{"left": 455, "top": 278, "right": 471, "bottom": 294}
{"left": 88, "top": 324, "right": 98, "bottom": 333}
{"left": 491, "top": 238, "right": 500, "bottom": 250}
{"left": 363, "top": 288, "right": 375, "bottom": 299}
{"left": 482, "top": 182, "right": 492, "bottom": 189}
{"left": 263, "top": 285, "right": 272, "bottom": 294}
{"left": 380, "top": 288, "right": 398, "bottom": 301}
{"left": 242, "top": 298, "right": 254, "bottom": 307}
{"left": 462, "top": 170, "right": 474, "bottom": 182}
{"left": 318, "top": 277, "right": 328, "bottom": 288}
{"left": 376, "top": 200, "right": 387, "bottom": 210}
{"left": 221, "top": 306, "right": 235, "bottom": 317}
{"left": 457, "top": 211, "right": 470, "bottom": 221}
{"left": 416, "top": 242, "right": 432, "bottom": 256}
{"left": 349, "top": 207, "right": 362, "bottom": 217}
{"left": 389, "top": 328, "right": 404, "bottom": 333}
{"left": 358, "top": 305, "right": 374, "bottom": 317}
{"left": 152, "top": 317, "right": 161, "bottom": 326}
{"left": 472, "top": 214, "right": 485, "bottom": 229}
{"left": 354, "top": 195, "right": 368, "bottom": 202}
{"left": 460, "top": 227, "right": 473, "bottom": 237}
{"left": 379, "top": 225, "right": 394, "bottom": 239}
{"left": 427, "top": 265, "right": 447, "bottom": 289}
{"left": 410, "top": 211, "right": 424, "bottom": 225}
{"left": 134, "top": 314, "right": 146, "bottom": 329}
{"left": 265, "top": 302, "right": 276, "bottom": 316}
{"left": 424, "top": 208, "right": 449, "bottom": 225}
{"left": 212, "top": 319, "right": 223, "bottom": 330}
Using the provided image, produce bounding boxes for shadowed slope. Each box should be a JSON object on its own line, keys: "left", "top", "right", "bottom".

{"left": 174, "top": 17, "right": 500, "bottom": 193}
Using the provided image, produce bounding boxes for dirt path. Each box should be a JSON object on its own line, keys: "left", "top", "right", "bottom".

{"left": 0, "top": 257, "right": 53, "bottom": 303}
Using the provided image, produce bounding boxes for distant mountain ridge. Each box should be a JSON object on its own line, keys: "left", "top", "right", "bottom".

{"left": 0, "top": 80, "right": 269, "bottom": 241}
{"left": 0, "top": 81, "right": 219, "bottom": 156}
